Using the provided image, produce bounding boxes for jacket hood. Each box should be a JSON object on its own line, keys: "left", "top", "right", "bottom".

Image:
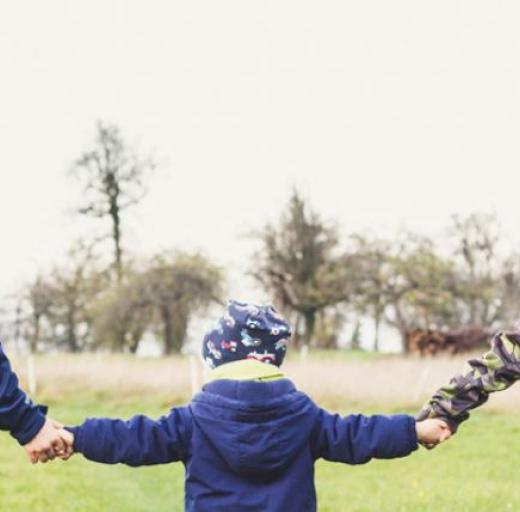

{"left": 190, "top": 379, "right": 318, "bottom": 480}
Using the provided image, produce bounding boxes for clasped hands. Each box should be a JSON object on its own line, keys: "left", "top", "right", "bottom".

{"left": 23, "top": 418, "right": 75, "bottom": 464}
{"left": 416, "top": 418, "right": 452, "bottom": 449}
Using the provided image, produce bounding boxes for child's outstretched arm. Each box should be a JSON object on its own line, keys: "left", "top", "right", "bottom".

{"left": 311, "top": 410, "right": 449, "bottom": 464}
{"left": 66, "top": 407, "right": 191, "bottom": 466}
{"left": 417, "top": 331, "right": 520, "bottom": 432}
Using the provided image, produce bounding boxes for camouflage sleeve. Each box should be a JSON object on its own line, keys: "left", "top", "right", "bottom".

{"left": 416, "top": 332, "right": 520, "bottom": 432}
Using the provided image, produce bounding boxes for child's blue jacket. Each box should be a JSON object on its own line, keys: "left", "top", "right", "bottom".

{"left": 70, "top": 378, "right": 417, "bottom": 511}
{"left": 0, "top": 343, "right": 47, "bottom": 444}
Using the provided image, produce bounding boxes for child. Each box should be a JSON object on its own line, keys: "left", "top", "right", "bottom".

{"left": 60, "top": 300, "right": 449, "bottom": 511}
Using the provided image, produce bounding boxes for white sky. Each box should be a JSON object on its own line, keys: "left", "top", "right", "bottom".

{"left": 1, "top": 1, "right": 520, "bottom": 304}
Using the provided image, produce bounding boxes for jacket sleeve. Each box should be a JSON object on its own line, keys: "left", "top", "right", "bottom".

{"left": 416, "top": 331, "right": 520, "bottom": 432}
{"left": 68, "top": 407, "right": 191, "bottom": 466}
{"left": 0, "top": 343, "right": 47, "bottom": 445}
{"left": 311, "top": 409, "right": 418, "bottom": 464}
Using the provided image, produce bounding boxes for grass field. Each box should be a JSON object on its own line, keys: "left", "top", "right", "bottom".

{"left": 2, "top": 352, "right": 520, "bottom": 511}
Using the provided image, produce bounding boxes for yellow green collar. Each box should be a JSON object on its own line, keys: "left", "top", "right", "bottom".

{"left": 206, "top": 359, "right": 285, "bottom": 383}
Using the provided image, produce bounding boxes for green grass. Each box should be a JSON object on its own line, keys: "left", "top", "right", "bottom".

{"left": 316, "top": 412, "right": 520, "bottom": 511}
{"left": 1, "top": 394, "right": 520, "bottom": 511}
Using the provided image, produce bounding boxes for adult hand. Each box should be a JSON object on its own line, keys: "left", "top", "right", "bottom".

{"left": 24, "top": 418, "right": 67, "bottom": 464}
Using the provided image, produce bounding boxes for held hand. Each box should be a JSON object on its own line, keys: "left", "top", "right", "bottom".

{"left": 415, "top": 418, "right": 452, "bottom": 449}
{"left": 55, "top": 428, "right": 75, "bottom": 460}
{"left": 24, "top": 418, "right": 73, "bottom": 463}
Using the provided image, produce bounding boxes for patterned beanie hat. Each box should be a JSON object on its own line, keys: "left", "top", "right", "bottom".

{"left": 202, "top": 300, "right": 292, "bottom": 369}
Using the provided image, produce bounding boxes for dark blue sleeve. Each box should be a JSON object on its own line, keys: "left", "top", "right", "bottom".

{"left": 0, "top": 343, "right": 47, "bottom": 445}
{"left": 311, "top": 410, "right": 418, "bottom": 464}
{"left": 69, "top": 407, "right": 191, "bottom": 466}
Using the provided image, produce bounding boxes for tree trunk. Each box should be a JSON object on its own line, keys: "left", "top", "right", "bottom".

{"left": 394, "top": 303, "right": 409, "bottom": 354}
{"left": 350, "top": 320, "right": 361, "bottom": 350}
{"left": 292, "top": 313, "right": 302, "bottom": 348}
{"left": 128, "top": 335, "right": 140, "bottom": 354}
{"left": 110, "top": 196, "right": 123, "bottom": 285}
{"left": 66, "top": 308, "right": 79, "bottom": 352}
{"left": 171, "top": 313, "right": 189, "bottom": 353}
{"left": 31, "top": 313, "right": 40, "bottom": 353}
{"left": 161, "top": 305, "right": 175, "bottom": 355}
{"left": 373, "top": 311, "right": 380, "bottom": 352}
{"left": 302, "top": 310, "right": 316, "bottom": 348}
{"left": 128, "top": 325, "right": 145, "bottom": 354}
{"left": 107, "top": 171, "right": 123, "bottom": 285}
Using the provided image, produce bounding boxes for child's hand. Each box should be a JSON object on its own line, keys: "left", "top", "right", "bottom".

{"left": 415, "top": 418, "right": 452, "bottom": 449}
{"left": 55, "top": 429, "right": 75, "bottom": 460}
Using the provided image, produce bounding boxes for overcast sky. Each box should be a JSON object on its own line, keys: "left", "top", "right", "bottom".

{"left": 1, "top": 1, "right": 519, "bottom": 302}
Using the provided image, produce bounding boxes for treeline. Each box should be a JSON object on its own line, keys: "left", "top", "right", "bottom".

{"left": 252, "top": 193, "right": 520, "bottom": 352}
{"left": 16, "top": 245, "right": 222, "bottom": 354}
{"left": 3, "top": 122, "right": 520, "bottom": 354}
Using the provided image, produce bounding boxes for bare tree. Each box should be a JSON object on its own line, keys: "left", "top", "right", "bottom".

{"left": 251, "top": 190, "right": 352, "bottom": 348}
{"left": 45, "top": 242, "right": 108, "bottom": 352}
{"left": 72, "top": 121, "right": 154, "bottom": 283}
{"left": 378, "top": 233, "right": 457, "bottom": 352}
{"left": 498, "top": 252, "right": 520, "bottom": 328}
{"left": 349, "top": 234, "right": 391, "bottom": 352}
{"left": 92, "top": 268, "right": 153, "bottom": 353}
{"left": 449, "top": 213, "right": 502, "bottom": 326}
{"left": 24, "top": 276, "right": 53, "bottom": 352}
{"left": 141, "top": 252, "right": 224, "bottom": 354}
